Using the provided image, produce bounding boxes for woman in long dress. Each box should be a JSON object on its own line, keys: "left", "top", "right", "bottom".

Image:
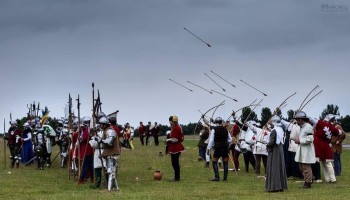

{"left": 265, "top": 115, "right": 288, "bottom": 192}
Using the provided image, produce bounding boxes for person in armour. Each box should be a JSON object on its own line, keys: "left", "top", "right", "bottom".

{"left": 99, "top": 116, "right": 121, "bottom": 191}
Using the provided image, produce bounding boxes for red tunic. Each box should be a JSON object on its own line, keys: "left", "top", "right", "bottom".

{"left": 78, "top": 127, "right": 93, "bottom": 160}
{"left": 138, "top": 125, "right": 146, "bottom": 136}
{"left": 167, "top": 125, "right": 185, "bottom": 154}
{"left": 70, "top": 131, "right": 79, "bottom": 159}
{"left": 314, "top": 120, "right": 339, "bottom": 161}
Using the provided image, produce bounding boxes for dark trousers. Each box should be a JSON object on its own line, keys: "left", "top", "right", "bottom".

{"left": 80, "top": 155, "right": 94, "bottom": 181}
{"left": 140, "top": 135, "right": 145, "bottom": 146}
{"left": 243, "top": 151, "right": 256, "bottom": 173}
{"left": 285, "top": 151, "right": 302, "bottom": 178}
{"left": 254, "top": 154, "right": 267, "bottom": 175}
{"left": 171, "top": 153, "right": 181, "bottom": 181}
{"left": 311, "top": 161, "right": 321, "bottom": 180}
{"left": 231, "top": 149, "right": 240, "bottom": 170}
{"left": 146, "top": 134, "right": 152, "bottom": 145}
{"left": 94, "top": 167, "right": 102, "bottom": 187}
{"left": 153, "top": 135, "right": 159, "bottom": 146}
{"left": 333, "top": 153, "right": 341, "bottom": 176}
{"left": 199, "top": 147, "right": 206, "bottom": 160}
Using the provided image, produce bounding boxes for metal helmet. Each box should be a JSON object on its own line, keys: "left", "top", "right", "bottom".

{"left": 214, "top": 117, "right": 223, "bottom": 124}
{"left": 97, "top": 112, "right": 106, "bottom": 119}
{"left": 98, "top": 116, "right": 109, "bottom": 124}
{"left": 271, "top": 115, "right": 282, "bottom": 126}
{"left": 83, "top": 116, "right": 91, "bottom": 123}
{"left": 293, "top": 110, "right": 307, "bottom": 119}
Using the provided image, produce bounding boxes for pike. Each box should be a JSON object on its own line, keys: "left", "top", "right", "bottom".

{"left": 211, "top": 89, "right": 238, "bottom": 102}
{"left": 187, "top": 81, "right": 212, "bottom": 94}
{"left": 183, "top": 27, "right": 211, "bottom": 47}
{"left": 240, "top": 79, "right": 268, "bottom": 96}
{"left": 210, "top": 70, "right": 236, "bottom": 88}
{"left": 76, "top": 94, "right": 81, "bottom": 184}
{"left": 92, "top": 83, "right": 95, "bottom": 128}
{"left": 298, "top": 85, "right": 319, "bottom": 110}
{"left": 169, "top": 78, "right": 193, "bottom": 92}
{"left": 204, "top": 73, "right": 226, "bottom": 92}
{"left": 67, "top": 93, "right": 73, "bottom": 180}
{"left": 3, "top": 118, "right": 6, "bottom": 169}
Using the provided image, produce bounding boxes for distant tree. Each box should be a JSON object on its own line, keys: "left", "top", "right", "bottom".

{"left": 241, "top": 107, "right": 258, "bottom": 123}
{"left": 341, "top": 115, "right": 350, "bottom": 132}
{"left": 320, "top": 104, "right": 340, "bottom": 120}
{"left": 287, "top": 110, "right": 294, "bottom": 121}
{"left": 260, "top": 107, "right": 272, "bottom": 127}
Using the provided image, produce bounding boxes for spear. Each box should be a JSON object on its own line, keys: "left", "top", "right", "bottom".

{"left": 187, "top": 81, "right": 212, "bottom": 94}
{"left": 211, "top": 90, "right": 238, "bottom": 102}
{"left": 169, "top": 79, "right": 193, "bottom": 92}
{"left": 3, "top": 118, "right": 6, "bottom": 168}
{"left": 92, "top": 82, "right": 95, "bottom": 129}
{"left": 183, "top": 27, "right": 211, "bottom": 47}
{"left": 240, "top": 79, "right": 267, "bottom": 96}
{"left": 204, "top": 73, "right": 226, "bottom": 92}
{"left": 210, "top": 70, "right": 236, "bottom": 88}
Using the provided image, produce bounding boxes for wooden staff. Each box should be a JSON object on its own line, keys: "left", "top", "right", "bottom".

{"left": 3, "top": 118, "right": 6, "bottom": 169}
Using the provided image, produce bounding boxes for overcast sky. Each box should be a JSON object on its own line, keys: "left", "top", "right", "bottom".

{"left": 1, "top": 0, "right": 349, "bottom": 131}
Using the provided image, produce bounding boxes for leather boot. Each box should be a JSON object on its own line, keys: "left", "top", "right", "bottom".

{"left": 301, "top": 182, "right": 311, "bottom": 189}
{"left": 223, "top": 161, "right": 228, "bottom": 181}
{"left": 210, "top": 161, "right": 220, "bottom": 181}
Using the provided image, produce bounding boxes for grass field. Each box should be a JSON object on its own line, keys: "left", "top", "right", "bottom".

{"left": 1, "top": 135, "right": 350, "bottom": 200}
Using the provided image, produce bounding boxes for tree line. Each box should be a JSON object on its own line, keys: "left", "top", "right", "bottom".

{"left": 4, "top": 104, "right": 349, "bottom": 136}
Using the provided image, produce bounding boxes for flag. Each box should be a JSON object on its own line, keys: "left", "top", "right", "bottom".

{"left": 41, "top": 106, "right": 50, "bottom": 125}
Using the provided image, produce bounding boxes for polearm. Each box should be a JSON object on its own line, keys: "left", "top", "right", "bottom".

{"left": 187, "top": 81, "right": 212, "bottom": 94}
{"left": 97, "top": 90, "right": 102, "bottom": 113}
{"left": 76, "top": 95, "right": 81, "bottom": 183}
{"left": 210, "top": 70, "right": 236, "bottom": 88}
{"left": 92, "top": 83, "right": 95, "bottom": 129}
{"left": 204, "top": 73, "right": 226, "bottom": 92}
{"left": 298, "top": 85, "right": 319, "bottom": 110}
{"left": 240, "top": 79, "right": 268, "bottom": 96}
{"left": 68, "top": 93, "right": 72, "bottom": 180}
{"left": 169, "top": 79, "right": 193, "bottom": 92}
{"left": 36, "top": 102, "right": 40, "bottom": 118}
{"left": 183, "top": 27, "right": 211, "bottom": 47}
{"left": 211, "top": 89, "right": 238, "bottom": 102}
{"left": 3, "top": 118, "right": 6, "bottom": 168}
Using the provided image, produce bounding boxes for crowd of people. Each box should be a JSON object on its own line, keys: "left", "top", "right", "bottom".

{"left": 197, "top": 110, "right": 346, "bottom": 192}
{"left": 3, "top": 108, "right": 346, "bottom": 193}
{"left": 3, "top": 112, "right": 164, "bottom": 192}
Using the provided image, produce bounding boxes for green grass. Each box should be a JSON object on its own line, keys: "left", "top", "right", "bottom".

{"left": 1, "top": 136, "right": 350, "bottom": 200}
